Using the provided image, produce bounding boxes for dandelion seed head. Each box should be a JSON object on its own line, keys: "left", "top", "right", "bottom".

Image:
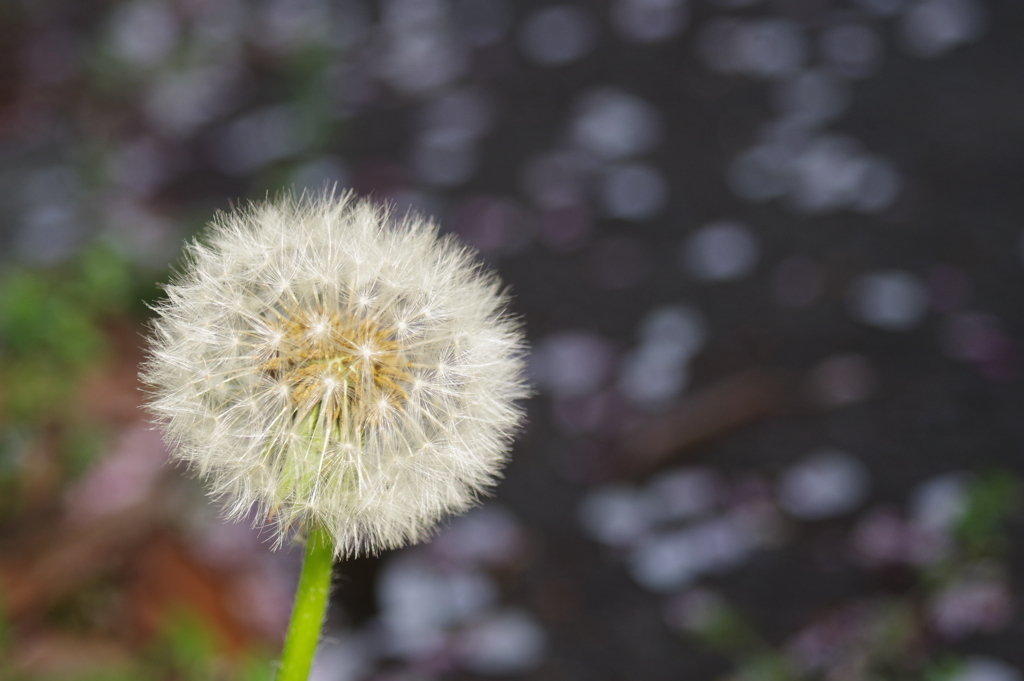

{"left": 144, "top": 192, "right": 528, "bottom": 556}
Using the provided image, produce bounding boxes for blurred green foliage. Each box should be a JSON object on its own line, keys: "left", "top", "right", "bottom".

{"left": 924, "top": 655, "right": 971, "bottom": 681}
{"left": 0, "top": 244, "right": 133, "bottom": 423}
{"left": 685, "top": 597, "right": 762, "bottom": 654}
{"left": 0, "top": 609, "right": 275, "bottom": 681}
{"left": 0, "top": 590, "right": 11, "bottom": 656}
{"left": 144, "top": 611, "right": 275, "bottom": 681}
{"left": 0, "top": 243, "right": 143, "bottom": 516}
{"left": 954, "top": 470, "right": 1020, "bottom": 557}
{"left": 683, "top": 470, "right": 1021, "bottom": 681}
{"left": 733, "top": 653, "right": 797, "bottom": 681}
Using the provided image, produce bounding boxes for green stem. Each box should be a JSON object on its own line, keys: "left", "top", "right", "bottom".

{"left": 277, "top": 525, "right": 334, "bottom": 681}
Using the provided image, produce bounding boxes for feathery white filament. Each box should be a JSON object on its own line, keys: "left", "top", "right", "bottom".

{"left": 144, "top": 192, "right": 528, "bottom": 556}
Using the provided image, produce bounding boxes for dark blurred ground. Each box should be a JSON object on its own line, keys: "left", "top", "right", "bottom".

{"left": 1, "top": 0, "right": 1024, "bottom": 680}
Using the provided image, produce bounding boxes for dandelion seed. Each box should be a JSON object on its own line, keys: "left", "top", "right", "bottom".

{"left": 143, "top": 191, "right": 528, "bottom": 557}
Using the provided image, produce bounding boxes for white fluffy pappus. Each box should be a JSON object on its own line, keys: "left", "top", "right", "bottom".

{"left": 144, "top": 192, "right": 528, "bottom": 556}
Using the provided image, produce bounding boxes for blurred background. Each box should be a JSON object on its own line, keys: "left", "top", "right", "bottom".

{"left": 1, "top": 0, "right": 1024, "bottom": 679}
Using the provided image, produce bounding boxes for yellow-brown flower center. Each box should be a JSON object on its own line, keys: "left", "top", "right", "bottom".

{"left": 261, "top": 305, "right": 412, "bottom": 431}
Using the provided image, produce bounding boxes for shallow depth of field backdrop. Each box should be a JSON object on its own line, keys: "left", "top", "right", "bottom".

{"left": 1, "top": 0, "right": 1024, "bottom": 680}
